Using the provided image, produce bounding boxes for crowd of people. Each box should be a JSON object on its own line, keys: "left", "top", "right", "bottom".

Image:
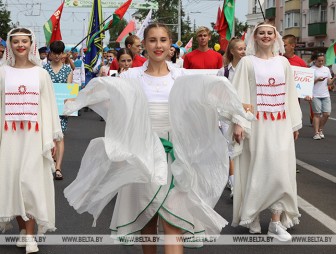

{"left": 0, "top": 21, "right": 334, "bottom": 254}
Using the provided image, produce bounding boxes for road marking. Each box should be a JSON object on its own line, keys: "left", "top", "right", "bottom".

{"left": 298, "top": 196, "right": 336, "bottom": 233}
{"left": 296, "top": 159, "right": 336, "bottom": 184}
{"left": 329, "top": 117, "right": 336, "bottom": 121}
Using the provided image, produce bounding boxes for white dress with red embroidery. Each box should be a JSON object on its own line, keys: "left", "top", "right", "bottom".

{"left": 0, "top": 66, "right": 62, "bottom": 233}
{"left": 231, "top": 55, "right": 302, "bottom": 229}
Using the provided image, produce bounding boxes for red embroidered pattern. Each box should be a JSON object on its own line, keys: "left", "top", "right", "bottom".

{"left": 257, "top": 102, "right": 285, "bottom": 107}
{"left": 256, "top": 93, "right": 286, "bottom": 97}
{"left": 5, "top": 92, "right": 39, "bottom": 95}
{"left": 5, "top": 112, "right": 38, "bottom": 116}
{"left": 5, "top": 102, "right": 38, "bottom": 105}
{"left": 18, "top": 85, "right": 27, "bottom": 94}
{"left": 256, "top": 83, "right": 285, "bottom": 87}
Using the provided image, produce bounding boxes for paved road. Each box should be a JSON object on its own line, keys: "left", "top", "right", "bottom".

{"left": 1, "top": 92, "right": 335, "bottom": 254}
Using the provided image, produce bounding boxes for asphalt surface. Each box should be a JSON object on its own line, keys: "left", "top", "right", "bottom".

{"left": 1, "top": 92, "right": 335, "bottom": 254}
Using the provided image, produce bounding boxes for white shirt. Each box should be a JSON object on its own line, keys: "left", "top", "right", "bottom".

{"left": 310, "top": 65, "right": 331, "bottom": 98}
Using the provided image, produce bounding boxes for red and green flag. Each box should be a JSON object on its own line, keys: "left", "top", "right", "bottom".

{"left": 217, "top": 0, "right": 235, "bottom": 51}
{"left": 87, "top": 0, "right": 132, "bottom": 48}
{"left": 184, "top": 37, "right": 193, "bottom": 53}
{"left": 326, "top": 42, "right": 336, "bottom": 66}
{"left": 43, "top": 1, "right": 64, "bottom": 46}
{"left": 116, "top": 20, "right": 136, "bottom": 47}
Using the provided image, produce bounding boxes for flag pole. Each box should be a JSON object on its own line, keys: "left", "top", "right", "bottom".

{"left": 257, "top": 0, "right": 266, "bottom": 21}
{"left": 71, "top": 14, "right": 113, "bottom": 50}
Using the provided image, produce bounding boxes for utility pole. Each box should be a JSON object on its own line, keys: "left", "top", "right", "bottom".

{"left": 178, "top": 0, "right": 181, "bottom": 41}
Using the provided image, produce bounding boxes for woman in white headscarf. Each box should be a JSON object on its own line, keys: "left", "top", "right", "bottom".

{"left": 231, "top": 22, "right": 302, "bottom": 241}
{"left": 0, "top": 28, "right": 62, "bottom": 253}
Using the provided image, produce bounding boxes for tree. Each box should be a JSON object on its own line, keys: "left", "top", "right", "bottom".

{"left": 107, "top": 18, "right": 127, "bottom": 48}
{"left": 0, "top": 0, "right": 13, "bottom": 40}
{"left": 234, "top": 18, "right": 248, "bottom": 37}
{"left": 137, "top": 0, "right": 192, "bottom": 42}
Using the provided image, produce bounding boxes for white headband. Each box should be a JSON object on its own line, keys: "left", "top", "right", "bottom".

{"left": 255, "top": 24, "right": 276, "bottom": 30}
{"left": 9, "top": 33, "right": 32, "bottom": 37}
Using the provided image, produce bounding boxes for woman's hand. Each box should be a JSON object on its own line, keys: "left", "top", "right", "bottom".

{"left": 64, "top": 98, "right": 76, "bottom": 104}
{"left": 242, "top": 103, "right": 254, "bottom": 113}
{"left": 233, "top": 124, "right": 244, "bottom": 145}
{"left": 293, "top": 130, "right": 299, "bottom": 141}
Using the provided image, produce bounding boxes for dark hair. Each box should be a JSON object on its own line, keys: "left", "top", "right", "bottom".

{"left": 170, "top": 45, "right": 177, "bottom": 63}
{"left": 9, "top": 28, "right": 32, "bottom": 42}
{"left": 49, "top": 40, "right": 65, "bottom": 54}
{"left": 282, "top": 34, "right": 296, "bottom": 44}
{"left": 125, "top": 33, "right": 140, "bottom": 47}
{"left": 143, "top": 23, "right": 172, "bottom": 40}
{"left": 142, "top": 49, "right": 147, "bottom": 57}
{"left": 38, "top": 46, "right": 48, "bottom": 54}
{"left": 116, "top": 48, "right": 134, "bottom": 61}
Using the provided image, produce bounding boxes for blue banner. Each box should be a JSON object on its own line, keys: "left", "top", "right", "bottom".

{"left": 53, "top": 83, "right": 79, "bottom": 116}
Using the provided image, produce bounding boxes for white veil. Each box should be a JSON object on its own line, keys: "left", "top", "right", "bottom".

{"left": 4, "top": 27, "right": 41, "bottom": 67}
{"left": 245, "top": 23, "right": 285, "bottom": 56}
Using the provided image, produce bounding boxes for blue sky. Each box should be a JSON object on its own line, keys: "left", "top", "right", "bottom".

{"left": 6, "top": 0, "right": 248, "bottom": 47}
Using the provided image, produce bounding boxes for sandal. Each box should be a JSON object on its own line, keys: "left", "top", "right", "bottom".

{"left": 54, "top": 169, "right": 63, "bottom": 180}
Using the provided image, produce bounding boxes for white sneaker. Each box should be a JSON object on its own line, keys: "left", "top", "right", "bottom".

{"left": 319, "top": 130, "right": 325, "bottom": 139}
{"left": 249, "top": 216, "right": 261, "bottom": 234}
{"left": 25, "top": 236, "right": 39, "bottom": 254}
{"left": 16, "top": 229, "right": 26, "bottom": 248}
{"left": 226, "top": 179, "right": 232, "bottom": 190}
{"left": 313, "top": 133, "right": 321, "bottom": 140}
{"left": 267, "top": 221, "right": 292, "bottom": 241}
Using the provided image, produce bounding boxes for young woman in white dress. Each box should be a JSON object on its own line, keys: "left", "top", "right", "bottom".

{"left": 64, "top": 23, "right": 253, "bottom": 254}
{"left": 231, "top": 22, "right": 302, "bottom": 241}
{"left": 217, "top": 38, "right": 247, "bottom": 199}
{"left": 0, "top": 27, "right": 62, "bottom": 253}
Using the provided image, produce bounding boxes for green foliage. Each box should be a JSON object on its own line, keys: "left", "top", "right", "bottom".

{"left": 136, "top": 0, "right": 192, "bottom": 43}
{"left": 234, "top": 19, "right": 248, "bottom": 37}
{"left": 107, "top": 18, "right": 127, "bottom": 48}
{"left": 0, "top": 0, "right": 13, "bottom": 40}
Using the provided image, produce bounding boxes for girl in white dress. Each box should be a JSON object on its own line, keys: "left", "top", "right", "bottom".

{"left": 231, "top": 22, "right": 302, "bottom": 241}
{"left": 0, "top": 28, "right": 62, "bottom": 253}
{"left": 64, "top": 23, "right": 253, "bottom": 254}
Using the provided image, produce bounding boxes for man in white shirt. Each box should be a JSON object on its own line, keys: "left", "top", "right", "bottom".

{"left": 310, "top": 53, "right": 335, "bottom": 140}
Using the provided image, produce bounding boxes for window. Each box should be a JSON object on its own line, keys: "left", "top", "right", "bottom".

{"left": 302, "top": 14, "right": 306, "bottom": 27}
{"left": 285, "top": 12, "right": 300, "bottom": 28}
{"left": 309, "top": 6, "right": 327, "bottom": 23}
{"left": 267, "top": 0, "right": 275, "bottom": 8}
{"left": 331, "top": 7, "right": 336, "bottom": 22}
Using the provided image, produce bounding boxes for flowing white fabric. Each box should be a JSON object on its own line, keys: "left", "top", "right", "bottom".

{"left": 169, "top": 75, "right": 254, "bottom": 234}
{"left": 63, "top": 71, "right": 254, "bottom": 236}
{"left": 63, "top": 77, "right": 168, "bottom": 225}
